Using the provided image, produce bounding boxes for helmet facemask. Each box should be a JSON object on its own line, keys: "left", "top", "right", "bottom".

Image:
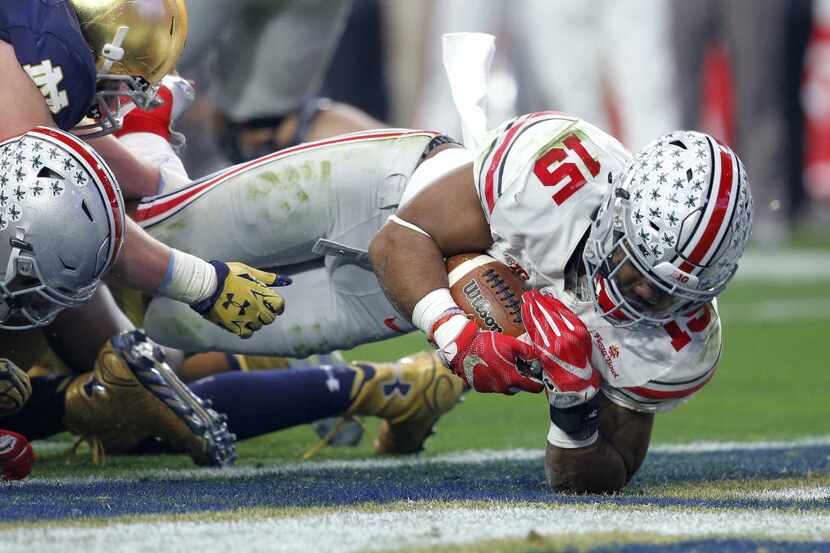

{"left": 0, "top": 236, "right": 98, "bottom": 329}
{"left": 0, "top": 127, "right": 125, "bottom": 329}
{"left": 69, "top": 0, "right": 188, "bottom": 136}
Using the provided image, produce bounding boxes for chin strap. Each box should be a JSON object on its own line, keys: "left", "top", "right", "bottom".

{"left": 100, "top": 26, "right": 130, "bottom": 74}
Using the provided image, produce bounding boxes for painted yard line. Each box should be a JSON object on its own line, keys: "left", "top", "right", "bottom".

{"left": 25, "top": 436, "right": 830, "bottom": 484}
{"left": 735, "top": 250, "right": 830, "bottom": 282}
{"left": 722, "top": 298, "right": 830, "bottom": 322}
{"left": 648, "top": 436, "right": 830, "bottom": 454}
{"left": 1, "top": 504, "right": 827, "bottom": 553}
{"left": 748, "top": 486, "right": 830, "bottom": 502}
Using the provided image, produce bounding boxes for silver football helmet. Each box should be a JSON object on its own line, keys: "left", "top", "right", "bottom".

{"left": 0, "top": 127, "right": 125, "bottom": 329}
{"left": 583, "top": 130, "right": 753, "bottom": 328}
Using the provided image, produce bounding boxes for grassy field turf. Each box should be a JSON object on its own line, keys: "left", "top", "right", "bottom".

{"left": 4, "top": 253, "right": 829, "bottom": 552}
{"left": 17, "top": 272, "right": 830, "bottom": 480}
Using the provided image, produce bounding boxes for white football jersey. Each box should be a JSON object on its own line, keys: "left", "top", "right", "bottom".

{"left": 473, "top": 112, "right": 722, "bottom": 413}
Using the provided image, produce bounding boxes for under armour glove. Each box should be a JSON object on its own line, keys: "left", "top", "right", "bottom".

{"left": 0, "top": 358, "right": 32, "bottom": 415}
{"left": 522, "top": 289, "right": 601, "bottom": 445}
{"left": 0, "top": 430, "right": 34, "bottom": 480}
{"left": 433, "top": 311, "right": 543, "bottom": 394}
{"left": 192, "top": 261, "right": 291, "bottom": 339}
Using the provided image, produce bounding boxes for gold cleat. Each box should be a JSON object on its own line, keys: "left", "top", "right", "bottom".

{"left": 347, "top": 351, "right": 464, "bottom": 455}
{"left": 64, "top": 330, "right": 236, "bottom": 467}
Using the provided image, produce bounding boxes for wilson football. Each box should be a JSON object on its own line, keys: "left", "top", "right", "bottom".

{"left": 446, "top": 253, "right": 525, "bottom": 337}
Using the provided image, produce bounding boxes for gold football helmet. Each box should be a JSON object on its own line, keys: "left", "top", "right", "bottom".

{"left": 69, "top": 0, "right": 188, "bottom": 135}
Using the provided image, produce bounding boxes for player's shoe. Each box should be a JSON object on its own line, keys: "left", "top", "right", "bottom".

{"left": 64, "top": 330, "right": 236, "bottom": 467}
{"left": 346, "top": 351, "right": 464, "bottom": 454}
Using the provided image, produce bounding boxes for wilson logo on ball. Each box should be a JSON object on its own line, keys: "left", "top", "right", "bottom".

{"left": 462, "top": 280, "right": 504, "bottom": 333}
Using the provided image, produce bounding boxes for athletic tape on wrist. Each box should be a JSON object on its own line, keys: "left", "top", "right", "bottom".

{"left": 547, "top": 423, "right": 599, "bottom": 449}
{"left": 412, "top": 288, "right": 461, "bottom": 336}
{"left": 158, "top": 249, "right": 218, "bottom": 305}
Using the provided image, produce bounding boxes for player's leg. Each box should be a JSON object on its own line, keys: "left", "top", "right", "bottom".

{"left": 141, "top": 131, "right": 439, "bottom": 354}
{"left": 544, "top": 393, "right": 654, "bottom": 493}
{"left": 188, "top": 350, "right": 464, "bottom": 453}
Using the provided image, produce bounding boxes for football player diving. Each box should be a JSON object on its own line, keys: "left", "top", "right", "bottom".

{"left": 133, "top": 106, "right": 751, "bottom": 493}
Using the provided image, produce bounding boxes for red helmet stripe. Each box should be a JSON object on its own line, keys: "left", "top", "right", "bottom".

{"left": 679, "top": 146, "right": 737, "bottom": 273}
{"left": 28, "top": 127, "right": 124, "bottom": 269}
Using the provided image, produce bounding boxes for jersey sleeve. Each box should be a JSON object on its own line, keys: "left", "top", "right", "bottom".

{"left": 0, "top": 1, "right": 97, "bottom": 130}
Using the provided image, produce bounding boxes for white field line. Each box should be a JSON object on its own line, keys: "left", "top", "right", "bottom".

{"left": 24, "top": 436, "right": 830, "bottom": 484}
{"left": 747, "top": 486, "right": 830, "bottom": 502}
{"left": 735, "top": 250, "right": 830, "bottom": 282}
{"left": 723, "top": 298, "right": 830, "bottom": 322}
{"left": 1, "top": 504, "right": 828, "bottom": 553}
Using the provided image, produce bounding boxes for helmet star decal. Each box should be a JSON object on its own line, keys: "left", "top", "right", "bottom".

{"left": 582, "top": 130, "right": 753, "bottom": 328}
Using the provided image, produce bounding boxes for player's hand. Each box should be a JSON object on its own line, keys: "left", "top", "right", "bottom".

{"left": 191, "top": 261, "right": 291, "bottom": 339}
{"left": 521, "top": 289, "right": 600, "bottom": 408}
{"left": 434, "top": 313, "right": 543, "bottom": 394}
{"left": 0, "top": 430, "right": 34, "bottom": 481}
{"left": 0, "top": 359, "right": 32, "bottom": 415}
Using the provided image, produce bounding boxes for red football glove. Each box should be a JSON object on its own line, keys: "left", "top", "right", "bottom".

{"left": 521, "top": 289, "right": 600, "bottom": 408}
{"left": 434, "top": 312, "right": 543, "bottom": 394}
{"left": 0, "top": 430, "right": 34, "bottom": 481}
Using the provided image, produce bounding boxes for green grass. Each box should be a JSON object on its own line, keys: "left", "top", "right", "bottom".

{"left": 29, "top": 278, "right": 830, "bottom": 476}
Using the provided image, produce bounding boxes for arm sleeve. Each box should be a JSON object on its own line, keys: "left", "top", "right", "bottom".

{"left": 0, "top": 1, "right": 96, "bottom": 130}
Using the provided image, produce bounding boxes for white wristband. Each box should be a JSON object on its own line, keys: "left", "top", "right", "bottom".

{"left": 158, "top": 249, "right": 218, "bottom": 305}
{"left": 411, "top": 288, "right": 460, "bottom": 336}
{"left": 547, "top": 423, "right": 599, "bottom": 449}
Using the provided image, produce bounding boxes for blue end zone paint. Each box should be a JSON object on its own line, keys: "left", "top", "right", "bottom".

{"left": 3, "top": 443, "right": 830, "bottom": 522}
{"left": 579, "top": 539, "right": 830, "bottom": 552}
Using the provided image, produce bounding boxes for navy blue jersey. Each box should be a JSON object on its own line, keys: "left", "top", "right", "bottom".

{"left": 0, "top": 0, "right": 96, "bottom": 130}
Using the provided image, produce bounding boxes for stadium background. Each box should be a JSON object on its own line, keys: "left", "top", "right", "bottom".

{"left": 3, "top": 1, "right": 830, "bottom": 552}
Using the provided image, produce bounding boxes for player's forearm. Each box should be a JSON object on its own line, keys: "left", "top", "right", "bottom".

{"left": 86, "top": 134, "right": 161, "bottom": 199}
{"left": 544, "top": 396, "right": 654, "bottom": 493}
{"left": 544, "top": 439, "right": 629, "bottom": 494}
{"left": 369, "top": 223, "right": 450, "bottom": 319}
{"left": 107, "top": 217, "right": 171, "bottom": 294}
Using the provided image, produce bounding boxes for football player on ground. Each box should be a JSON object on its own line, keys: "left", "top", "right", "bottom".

{"left": 370, "top": 114, "right": 752, "bottom": 493}
{"left": 0, "top": 0, "right": 285, "bottom": 358}
{"left": 0, "top": 128, "right": 236, "bottom": 477}
{"left": 135, "top": 109, "right": 751, "bottom": 492}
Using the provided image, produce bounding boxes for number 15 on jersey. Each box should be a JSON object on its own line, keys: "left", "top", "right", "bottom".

{"left": 533, "top": 133, "right": 602, "bottom": 205}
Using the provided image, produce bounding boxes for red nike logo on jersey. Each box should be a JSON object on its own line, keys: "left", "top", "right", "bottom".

{"left": 384, "top": 317, "right": 404, "bottom": 333}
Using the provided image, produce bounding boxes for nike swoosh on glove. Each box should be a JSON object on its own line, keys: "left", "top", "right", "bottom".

{"left": 433, "top": 311, "right": 543, "bottom": 395}
{"left": 521, "top": 288, "right": 600, "bottom": 408}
